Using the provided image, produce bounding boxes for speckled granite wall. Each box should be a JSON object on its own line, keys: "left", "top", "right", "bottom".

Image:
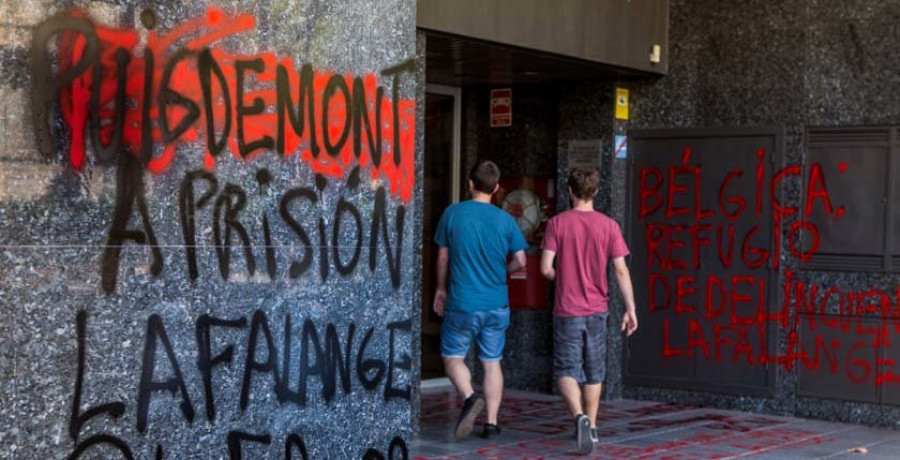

{"left": 0, "top": 0, "right": 420, "bottom": 458}
{"left": 461, "top": 86, "right": 558, "bottom": 393}
{"left": 410, "top": 29, "right": 426, "bottom": 436}
{"left": 623, "top": 0, "right": 900, "bottom": 428}
{"left": 462, "top": 86, "right": 558, "bottom": 178}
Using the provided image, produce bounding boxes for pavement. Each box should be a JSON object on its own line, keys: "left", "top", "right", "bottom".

{"left": 412, "top": 383, "right": 900, "bottom": 459}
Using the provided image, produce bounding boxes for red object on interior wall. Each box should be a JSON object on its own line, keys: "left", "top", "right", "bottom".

{"left": 490, "top": 88, "right": 512, "bottom": 127}
{"left": 492, "top": 176, "right": 556, "bottom": 310}
{"left": 508, "top": 255, "right": 548, "bottom": 310}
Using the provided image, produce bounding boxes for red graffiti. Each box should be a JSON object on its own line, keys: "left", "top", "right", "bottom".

{"left": 47, "top": 8, "right": 416, "bottom": 202}
{"left": 639, "top": 148, "right": 900, "bottom": 386}
{"left": 639, "top": 150, "right": 838, "bottom": 272}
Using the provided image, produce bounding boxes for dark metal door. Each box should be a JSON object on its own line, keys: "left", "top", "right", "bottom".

{"left": 624, "top": 127, "right": 783, "bottom": 396}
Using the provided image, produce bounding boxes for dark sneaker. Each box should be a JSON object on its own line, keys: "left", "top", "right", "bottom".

{"left": 590, "top": 428, "right": 599, "bottom": 443}
{"left": 574, "top": 414, "right": 593, "bottom": 455}
{"left": 481, "top": 423, "right": 502, "bottom": 439}
{"left": 455, "top": 393, "right": 485, "bottom": 440}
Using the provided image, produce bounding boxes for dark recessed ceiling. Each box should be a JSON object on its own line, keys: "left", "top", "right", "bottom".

{"left": 423, "top": 31, "right": 654, "bottom": 87}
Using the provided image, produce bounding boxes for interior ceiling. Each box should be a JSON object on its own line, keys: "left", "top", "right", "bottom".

{"left": 423, "top": 31, "right": 652, "bottom": 87}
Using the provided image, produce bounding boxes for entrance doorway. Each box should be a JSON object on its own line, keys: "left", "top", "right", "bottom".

{"left": 422, "top": 85, "right": 461, "bottom": 380}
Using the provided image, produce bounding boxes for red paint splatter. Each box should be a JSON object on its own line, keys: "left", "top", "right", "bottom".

{"left": 834, "top": 206, "right": 845, "bottom": 220}
{"left": 634, "top": 151, "right": 900, "bottom": 387}
{"left": 53, "top": 7, "right": 416, "bottom": 203}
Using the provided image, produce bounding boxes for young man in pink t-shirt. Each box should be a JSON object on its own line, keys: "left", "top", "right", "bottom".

{"left": 540, "top": 167, "right": 639, "bottom": 455}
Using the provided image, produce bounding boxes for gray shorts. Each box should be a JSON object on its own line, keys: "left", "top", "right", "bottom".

{"left": 553, "top": 313, "right": 608, "bottom": 385}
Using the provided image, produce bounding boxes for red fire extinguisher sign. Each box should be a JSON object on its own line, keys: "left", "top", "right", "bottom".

{"left": 490, "top": 88, "right": 512, "bottom": 128}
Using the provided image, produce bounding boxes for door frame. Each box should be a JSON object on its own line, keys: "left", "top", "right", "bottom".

{"left": 425, "top": 84, "right": 462, "bottom": 203}
{"left": 421, "top": 85, "right": 462, "bottom": 383}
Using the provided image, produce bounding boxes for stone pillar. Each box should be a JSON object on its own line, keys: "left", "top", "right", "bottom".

{"left": 0, "top": 0, "right": 420, "bottom": 457}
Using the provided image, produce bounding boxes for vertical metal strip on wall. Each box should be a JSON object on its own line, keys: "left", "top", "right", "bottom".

{"left": 888, "top": 128, "right": 898, "bottom": 272}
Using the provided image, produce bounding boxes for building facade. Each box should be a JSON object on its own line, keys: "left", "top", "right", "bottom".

{"left": 2, "top": 1, "right": 900, "bottom": 458}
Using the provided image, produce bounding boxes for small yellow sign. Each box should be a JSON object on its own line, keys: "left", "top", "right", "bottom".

{"left": 615, "top": 87, "right": 629, "bottom": 120}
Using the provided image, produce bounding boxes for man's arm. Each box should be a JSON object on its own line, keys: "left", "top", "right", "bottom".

{"left": 540, "top": 250, "right": 556, "bottom": 280}
{"left": 613, "top": 256, "right": 638, "bottom": 336}
{"left": 433, "top": 247, "right": 449, "bottom": 316}
{"left": 507, "top": 250, "right": 527, "bottom": 273}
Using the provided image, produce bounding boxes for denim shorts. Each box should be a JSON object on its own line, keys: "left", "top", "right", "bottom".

{"left": 441, "top": 307, "right": 510, "bottom": 362}
{"left": 553, "top": 312, "right": 608, "bottom": 384}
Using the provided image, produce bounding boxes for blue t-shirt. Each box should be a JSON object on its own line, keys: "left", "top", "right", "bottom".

{"left": 434, "top": 200, "right": 529, "bottom": 312}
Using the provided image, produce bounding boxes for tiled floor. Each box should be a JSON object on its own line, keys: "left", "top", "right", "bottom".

{"left": 412, "top": 385, "right": 900, "bottom": 459}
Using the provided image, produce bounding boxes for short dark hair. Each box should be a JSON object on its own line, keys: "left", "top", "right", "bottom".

{"left": 469, "top": 160, "right": 501, "bottom": 194}
{"left": 568, "top": 167, "right": 600, "bottom": 200}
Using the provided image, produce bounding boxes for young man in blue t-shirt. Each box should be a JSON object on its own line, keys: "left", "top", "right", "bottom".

{"left": 433, "top": 160, "right": 528, "bottom": 441}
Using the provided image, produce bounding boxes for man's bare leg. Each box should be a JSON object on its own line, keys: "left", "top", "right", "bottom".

{"left": 560, "top": 377, "right": 592, "bottom": 454}
{"left": 445, "top": 357, "right": 484, "bottom": 440}
{"left": 583, "top": 383, "right": 603, "bottom": 428}
{"left": 444, "top": 357, "right": 474, "bottom": 399}
{"left": 557, "top": 376, "right": 584, "bottom": 416}
{"left": 482, "top": 361, "right": 504, "bottom": 424}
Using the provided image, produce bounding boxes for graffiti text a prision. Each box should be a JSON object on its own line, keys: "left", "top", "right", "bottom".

{"left": 31, "top": 7, "right": 416, "bottom": 202}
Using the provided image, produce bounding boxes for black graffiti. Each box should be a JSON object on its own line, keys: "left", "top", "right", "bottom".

{"left": 181, "top": 169, "right": 406, "bottom": 285}
{"left": 228, "top": 431, "right": 272, "bottom": 459}
{"left": 257, "top": 169, "right": 277, "bottom": 280}
{"left": 240, "top": 310, "right": 279, "bottom": 412}
{"left": 100, "top": 168, "right": 407, "bottom": 293}
{"left": 30, "top": 15, "right": 414, "bottom": 295}
{"left": 179, "top": 170, "right": 218, "bottom": 281}
{"left": 160, "top": 48, "right": 199, "bottom": 143}
{"left": 199, "top": 47, "right": 231, "bottom": 157}
{"left": 285, "top": 433, "right": 310, "bottom": 459}
{"left": 29, "top": 14, "right": 99, "bottom": 159}
{"left": 68, "top": 310, "right": 411, "bottom": 458}
{"left": 213, "top": 183, "right": 256, "bottom": 279}
{"left": 335, "top": 197, "right": 364, "bottom": 275}
{"left": 70, "top": 310, "right": 126, "bottom": 441}
{"left": 385, "top": 319, "right": 412, "bottom": 400}
{"left": 101, "top": 153, "right": 163, "bottom": 294}
{"left": 352, "top": 74, "right": 385, "bottom": 165}
{"left": 357, "top": 326, "right": 386, "bottom": 390}
{"left": 140, "top": 47, "right": 155, "bottom": 162}
{"left": 91, "top": 48, "right": 129, "bottom": 162}
{"left": 67, "top": 432, "right": 400, "bottom": 459}
{"left": 223, "top": 432, "right": 403, "bottom": 460}
{"left": 380, "top": 60, "right": 416, "bottom": 167}
{"left": 370, "top": 187, "right": 405, "bottom": 289}
{"left": 236, "top": 59, "right": 273, "bottom": 157}
{"left": 137, "top": 314, "right": 196, "bottom": 433}
{"left": 67, "top": 434, "right": 134, "bottom": 460}
{"left": 71, "top": 309, "right": 410, "bottom": 435}
{"left": 237, "top": 312, "right": 409, "bottom": 408}
{"left": 323, "top": 75, "right": 352, "bottom": 157}
{"left": 318, "top": 208, "right": 330, "bottom": 283}
{"left": 276, "top": 63, "right": 318, "bottom": 157}
{"left": 280, "top": 187, "right": 316, "bottom": 278}
{"left": 30, "top": 13, "right": 413, "bottom": 167}
{"left": 298, "top": 318, "right": 324, "bottom": 404}
{"left": 196, "top": 314, "right": 247, "bottom": 422}
{"left": 362, "top": 437, "right": 410, "bottom": 460}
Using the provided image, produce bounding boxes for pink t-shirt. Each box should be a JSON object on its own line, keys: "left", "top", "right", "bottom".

{"left": 541, "top": 210, "right": 630, "bottom": 317}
